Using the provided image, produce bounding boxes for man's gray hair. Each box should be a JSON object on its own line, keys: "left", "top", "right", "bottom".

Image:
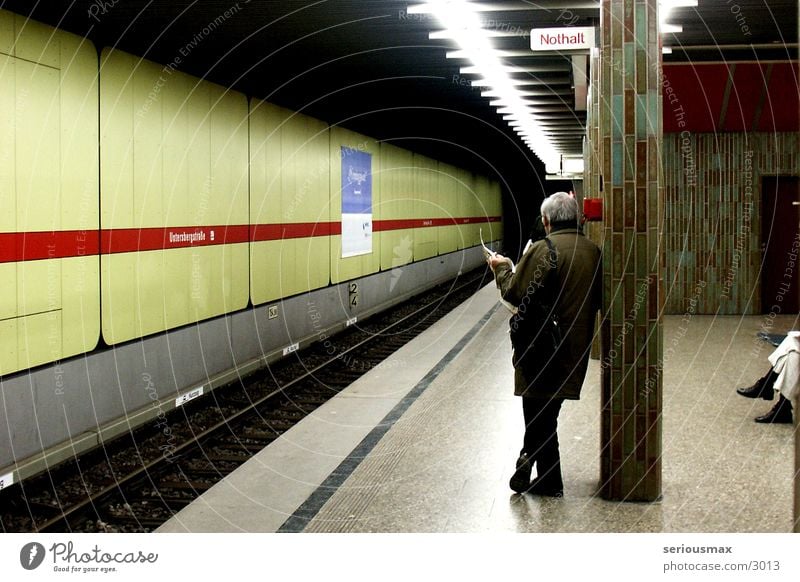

{"left": 540, "top": 191, "right": 579, "bottom": 223}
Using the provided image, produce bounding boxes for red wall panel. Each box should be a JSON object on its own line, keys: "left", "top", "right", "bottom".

{"left": 723, "top": 63, "right": 764, "bottom": 131}
{"left": 757, "top": 63, "right": 800, "bottom": 132}
{"left": 663, "top": 64, "right": 730, "bottom": 133}
{"left": 663, "top": 62, "right": 798, "bottom": 133}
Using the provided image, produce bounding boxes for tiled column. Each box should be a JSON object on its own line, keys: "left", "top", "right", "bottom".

{"left": 585, "top": 47, "right": 603, "bottom": 360}
{"left": 599, "top": 0, "right": 663, "bottom": 501}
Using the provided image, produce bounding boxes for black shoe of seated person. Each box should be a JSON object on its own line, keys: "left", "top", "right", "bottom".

{"left": 509, "top": 453, "right": 533, "bottom": 494}
{"left": 754, "top": 395, "right": 793, "bottom": 424}
{"left": 736, "top": 370, "right": 777, "bottom": 400}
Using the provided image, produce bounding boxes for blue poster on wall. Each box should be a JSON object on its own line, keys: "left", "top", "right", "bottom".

{"left": 341, "top": 146, "right": 373, "bottom": 257}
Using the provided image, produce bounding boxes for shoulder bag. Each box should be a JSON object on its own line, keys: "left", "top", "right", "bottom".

{"left": 508, "top": 237, "right": 563, "bottom": 372}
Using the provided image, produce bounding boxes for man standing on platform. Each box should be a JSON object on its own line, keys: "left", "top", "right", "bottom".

{"left": 488, "top": 192, "right": 601, "bottom": 496}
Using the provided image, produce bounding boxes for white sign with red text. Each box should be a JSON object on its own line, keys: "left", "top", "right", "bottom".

{"left": 530, "top": 27, "right": 595, "bottom": 51}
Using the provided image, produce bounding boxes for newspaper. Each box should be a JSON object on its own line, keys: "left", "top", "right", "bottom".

{"left": 481, "top": 228, "right": 516, "bottom": 271}
{"left": 482, "top": 228, "right": 518, "bottom": 313}
{"left": 479, "top": 228, "right": 496, "bottom": 260}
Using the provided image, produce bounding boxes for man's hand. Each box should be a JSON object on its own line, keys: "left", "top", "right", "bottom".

{"left": 488, "top": 254, "right": 511, "bottom": 271}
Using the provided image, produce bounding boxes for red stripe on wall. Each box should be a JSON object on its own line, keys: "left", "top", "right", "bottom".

{"left": 0, "top": 230, "right": 100, "bottom": 264}
{"left": 100, "top": 225, "right": 250, "bottom": 254}
{"left": 252, "top": 216, "right": 501, "bottom": 236}
{"left": 250, "top": 222, "right": 341, "bottom": 241}
{"left": 1, "top": 216, "right": 502, "bottom": 262}
{"left": 374, "top": 216, "right": 501, "bottom": 231}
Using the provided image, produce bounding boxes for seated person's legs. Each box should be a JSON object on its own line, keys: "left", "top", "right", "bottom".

{"left": 737, "top": 368, "right": 793, "bottom": 424}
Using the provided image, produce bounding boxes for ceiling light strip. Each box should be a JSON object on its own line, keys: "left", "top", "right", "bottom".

{"left": 410, "top": 0, "right": 561, "bottom": 170}
{"left": 411, "top": 0, "right": 693, "bottom": 175}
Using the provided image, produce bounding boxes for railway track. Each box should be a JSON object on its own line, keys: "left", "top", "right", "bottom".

{"left": 1, "top": 267, "right": 491, "bottom": 532}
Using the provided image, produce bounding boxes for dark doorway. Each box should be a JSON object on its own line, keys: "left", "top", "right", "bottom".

{"left": 761, "top": 176, "right": 800, "bottom": 313}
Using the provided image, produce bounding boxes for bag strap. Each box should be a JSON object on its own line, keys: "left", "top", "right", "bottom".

{"left": 544, "top": 237, "right": 557, "bottom": 269}
{"left": 542, "top": 237, "right": 559, "bottom": 310}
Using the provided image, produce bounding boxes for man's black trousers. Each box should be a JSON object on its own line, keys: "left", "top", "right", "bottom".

{"left": 521, "top": 396, "right": 565, "bottom": 489}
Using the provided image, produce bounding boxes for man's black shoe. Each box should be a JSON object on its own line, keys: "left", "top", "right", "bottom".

{"left": 737, "top": 382, "right": 775, "bottom": 400}
{"left": 755, "top": 395, "right": 793, "bottom": 424}
{"left": 737, "top": 370, "right": 777, "bottom": 400}
{"left": 509, "top": 453, "right": 533, "bottom": 493}
{"left": 528, "top": 476, "right": 564, "bottom": 498}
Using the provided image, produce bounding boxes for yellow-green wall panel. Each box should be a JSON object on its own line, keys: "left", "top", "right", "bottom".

{"left": 163, "top": 250, "right": 190, "bottom": 329}
{"left": 223, "top": 244, "right": 250, "bottom": 313}
{"left": 281, "top": 110, "right": 329, "bottom": 223}
{"left": 0, "top": 10, "right": 99, "bottom": 375}
{"left": 0, "top": 264, "right": 15, "bottom": 320}
{"left": 0, "top": 320, "right": 18, "bottom": 376}
{"left": 132, "top": 58, "right": 164, "bottom": 228}
{"left": 486, "top": 180, "right": 503, "bottom": 242}
{"left": 15, "top": 60, "right": 60, "bottom": 233}
{"left": 281, "top": 110, "right": 302, "bottom": 222}
{"left": 0, "top": 11, "right": 13, "bottom": 55}
{"left": 469, "top": 173, "right": 483, "bottom": 248}
{"left": 412, "top": 154, "right": 438, "bottom": 261}
{"left": 100, "top": 51, "right": 134, "bottom": 229}
{"left": 380, "top": 143, "right": 414, "bottom": 271}
{"left": 17, "top": 260, "right": 61, "bottom": 316}
{"left": 249, "top": 99, "right": 330, "bottom": 304}
{"left": 0, "top": 55, "right": 16, "bottom": 234}
{"left": 330, "top": 126, "right": 381, "bottom": 284}
{"left": 59, "top": 23, "right": 99, "bottom": 359}
{"left": 473, "top": 175, "right": 490, "bottom": 245}
{"left": 457, "top": 168, "right": 478, "bottom": 249}
{"left": 13, "top": 17, "right": 60, "bottom": 68}
{"left": 248, "top": 101, "right": 280, "bottom": 227}
{"left": 61, "top": 257, "right": 100, "bottom": 355}
{"left": 103, "top": 246, "right": 249, "bottom": 343}
{"left": 379, "top": 143, "right": 413, "bottom": 220}
{"left": 210, "top": 83, "right": 249, "bottom": 225}
{"left": 134, "top": 251, "right": 168, "bottom": 338}
{"left": 252, "top": 238, "right": 330, "bottom": 303}
{"left": 100, "top": 48, "right": 248, "bottom": 344}
{"left": 437, "top": 163, "right": 459, "bottom": 254}
{"left": 17, "top": 311, "right": 62, "bottom": 371}
{"left": 60, "top": 37, "right": 100, "bottom": 234}
{"left": 251, "top": 242, "right": 277, "bottom": 304}
{"left": 101, "top": 256, "right": 135, "bottom": 345}
{"left": 188, "top": 88, "right": 212, "bottom": 222}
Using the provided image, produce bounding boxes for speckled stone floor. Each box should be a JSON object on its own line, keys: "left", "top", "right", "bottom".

{"left": 157, "top": 283, "right": 798, "bottom": 534}
{"left": 305, "top": 307, "right": 798, "bottom": 533}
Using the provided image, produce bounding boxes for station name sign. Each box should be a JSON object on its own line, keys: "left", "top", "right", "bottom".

{"left": 530, "top": 26, "right": 595, "bottom": 51}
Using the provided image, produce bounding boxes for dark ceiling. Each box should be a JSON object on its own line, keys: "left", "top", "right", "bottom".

{"left": 1, "top": 0, "right": 797, "bottom": 256}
